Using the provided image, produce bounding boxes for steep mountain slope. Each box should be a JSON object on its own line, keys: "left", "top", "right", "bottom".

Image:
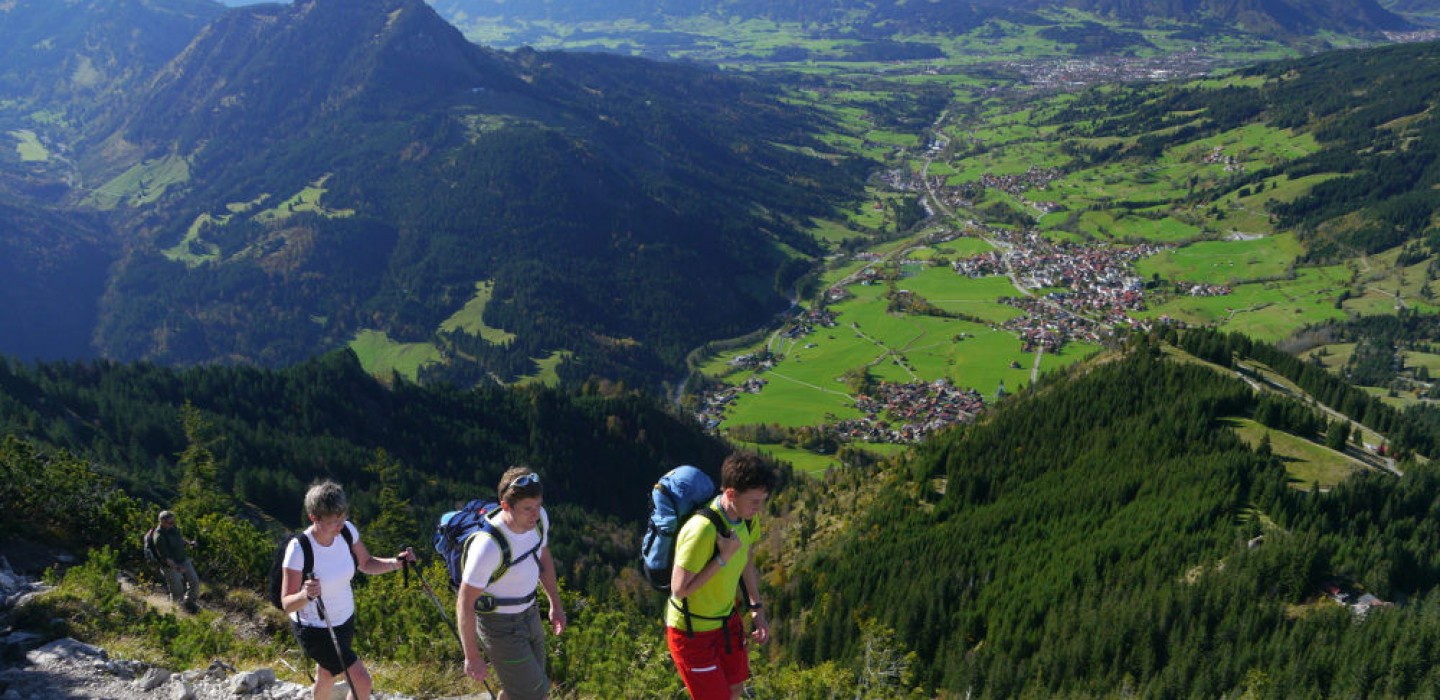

{"left": 770, "top": 333, "right": 1440, "bottom": 696}
{"left": 21, "top": 0, "right": 863, "bottom": 383}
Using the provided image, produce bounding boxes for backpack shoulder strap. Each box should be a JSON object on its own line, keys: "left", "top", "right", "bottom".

{"left": 697, "top": 503, "right": 732, "bottom": 538}
{"left": 296, "top": 534, "right": 315, "bottom": 578}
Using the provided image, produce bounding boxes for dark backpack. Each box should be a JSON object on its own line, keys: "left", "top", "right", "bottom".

{"left": 142, "top": 527, "right": 162, "bottom": 564}
{"left": 266, "top": 525, "right": 355, "bottom": 610}
{"left": 433, "top": 498, "right": 546, "bottom": 590}
{"left": 641, "top": 465, "right": 725, "bottom": 591}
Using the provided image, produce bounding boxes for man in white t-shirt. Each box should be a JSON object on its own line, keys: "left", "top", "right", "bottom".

{"left": 456, "top": 467, "right": 567, "bottom": 700}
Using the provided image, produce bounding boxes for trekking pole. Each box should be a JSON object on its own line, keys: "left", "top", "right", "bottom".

{"left": 406, "top": 558, "right": 461, "bottom": 642}
{"left": 404, "top": 556, "right": 497, "bottom": 699}
{"left": 308, "top": 575, "right": 358, "bottom": 695}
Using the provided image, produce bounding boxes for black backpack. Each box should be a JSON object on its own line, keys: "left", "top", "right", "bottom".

{"left": 266, "top": 526, "right": 355, "bottom": 610}
{"left": 142, "top": 527, "right": 162, "bottom": 564}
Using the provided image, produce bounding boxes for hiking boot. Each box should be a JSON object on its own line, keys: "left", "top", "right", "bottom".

{"left": 183, "top": 601, "right": 199, "bottom": 614}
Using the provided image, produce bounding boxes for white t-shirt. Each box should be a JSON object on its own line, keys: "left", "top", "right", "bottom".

{"left": 283, "top": 521, "right": 359, "bottom": 627}
{"left": 460, "top": 508, "right": 549, "bottom": 614}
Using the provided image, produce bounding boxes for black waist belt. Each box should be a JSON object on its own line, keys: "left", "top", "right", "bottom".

{"left": 476, "top": 590, "right": 537, "bottom": 612}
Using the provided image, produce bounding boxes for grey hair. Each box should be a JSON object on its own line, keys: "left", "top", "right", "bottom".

{"left": 304, "top": 480, "right": 348, "bottom": 520}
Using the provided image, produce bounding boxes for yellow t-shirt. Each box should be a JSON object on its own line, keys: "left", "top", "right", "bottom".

{"left": 665, "top": 500, "right": 757, "bottom": 633}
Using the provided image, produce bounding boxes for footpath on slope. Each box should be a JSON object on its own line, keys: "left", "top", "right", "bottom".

{"left": 0, "top": 547, "right": 490, "bottom": 700}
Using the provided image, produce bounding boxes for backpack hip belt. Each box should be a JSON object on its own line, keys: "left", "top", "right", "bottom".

{"left": 475, "top": 590, "right": 538, "bottom": 613}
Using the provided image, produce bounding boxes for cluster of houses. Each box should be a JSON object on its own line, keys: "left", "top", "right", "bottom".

{"left": 837, "top": 379, "right": 986, "bottom": 443}
{"left": 781, "top": 308, "right": 838, "bottom": 340}
{"left": 977, "top": 166, "right": 1064, "bottom": 196}
{"left": 952, "top": 231, "right": 1170, "bottom": 352}
{"left": 1203, "top": 146, "right": 1245, "bottom": 173}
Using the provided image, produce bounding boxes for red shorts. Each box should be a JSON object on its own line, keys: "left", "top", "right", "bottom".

{"left": 666, "top": 615, "right": 749, "bottom": 700}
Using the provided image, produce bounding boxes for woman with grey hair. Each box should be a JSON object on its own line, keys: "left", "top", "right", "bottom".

{"left": 277, "top": 480, "right": 415, "bottom": 700}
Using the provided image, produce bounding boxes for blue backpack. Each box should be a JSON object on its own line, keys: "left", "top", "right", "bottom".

{"left": 640, "top": 465, "right": 721, "bottom": 591}
{"left": 434, "top": 498, "right": 545, "bottom": 590}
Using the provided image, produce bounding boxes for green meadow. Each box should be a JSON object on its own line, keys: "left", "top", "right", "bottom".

{"left": 9, "top": 129, "right": 47, "bottom": 161}
{"left": 349, "top": 329, "right": 443, "bottom": 383}
{"left": 440, "top": 281, "right": 518, "bottom": 345}
{"left": 85, "top": 155, "right": 190, "bottom": 210}
{"left": 1227, "top": 417, "right": 1364, "bottom": 489}
{"left": 1135, "top": 233, "right": 1303, "bottom": 285}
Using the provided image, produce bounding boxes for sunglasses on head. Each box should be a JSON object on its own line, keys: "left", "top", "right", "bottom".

{"left": 508, "top": 473, "right": 540, "bottom": 490}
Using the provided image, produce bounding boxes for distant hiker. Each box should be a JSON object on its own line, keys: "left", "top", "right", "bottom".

{"left": 666, "top": 452, "right": 776, "bottom": 700}
{"left": 455, "top": 467, "right": 566, "bottom": 699}
{"left": 277, "top": 480, "right": 415, "bottom": 700}
{"left": 154, "top": 510, "right": 201, "bottom": 613}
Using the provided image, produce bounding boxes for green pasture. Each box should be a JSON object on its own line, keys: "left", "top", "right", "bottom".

{"left": 899, "top": 267, "right": 1026, "bottom": 324}
{"left": 1164, "top": 123, "right": 1319, "bottom": 168}
{"left": 1299, "top": 343, "right": 1356, "bottom": 375}
{"left": 85, "top": 155, "right": 190, "bottom": 210}
{"left": 440, "top": 281, "right": 517, "bottom": 345}
{"left": 943, "top": 237, "right": 998, "bottom": 257}
{"left": 1135, "top": 233, "right": 1303, "bottom": 285}
{"left": 1227, "top": 418, "right": 1364, "bottom": 490}
{"left": 1360, "top": 386, "right": 1423, "bottom": 411}
{"left": 1404, "top": 350, "right": 1440, "bottom": 374}
{"left": 1139, "top": 265, "right": 1351, "bottom": 342}
{"left": 9, "top": 129, "right": 47, "bottom": 161}
{"left": 162, "top": 213, "right": 225, "bottom": 267}
{"left": 513, "top": 350, "right": 572, "bottom": 388}
{"left": 809, "top": 218, "right": 866, "bottom": 245}
{"left": 349, "top": 329, "right": 442, "bottom": 383}
{"left": 253, "top": 175, "right": 354, "bottom": 224}
{"left": 719, "top": 275, "right": 1086, "bottom": 428}
{"left": 1347, "top": 249, "right": 1440, "bottom": 316}
{"left": 1063, "top": 210, "right": 1202, "bottom": 243}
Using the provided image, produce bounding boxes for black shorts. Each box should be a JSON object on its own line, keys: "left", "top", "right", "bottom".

{"left": 292, "top": 617, "right": 358, "bottom": 676}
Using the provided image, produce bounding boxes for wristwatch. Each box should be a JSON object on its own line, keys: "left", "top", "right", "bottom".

{"left": 747, "top": 602, "right": 764, "bottom": 611}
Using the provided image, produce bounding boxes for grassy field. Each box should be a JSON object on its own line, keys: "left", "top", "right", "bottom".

{"left": 1135, "top": 233, "right": 1304, "bottom": 285}
{"left": 85, "top": 155, "right": 190, "bottom": 210}
{"left": 349, "top": 329, "right": 443, "bottom": 383}
{"left": 1227, "top": 417, "right": 1364, "bottom": 490}
{"left": 9, "top": 129, "right": 47, "bottom": 162}
{"left": 252, "top": 175, "right": 354, "bottom": 224}
{"left": 439, "top": 281, "right": 517, "bottom": 345}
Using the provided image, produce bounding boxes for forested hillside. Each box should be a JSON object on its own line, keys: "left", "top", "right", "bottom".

{"left": 767, "top": 331, "right": 1440, "bottom": 697}
{"left": 0, "top": 0, "right": 867, "bottom": 383}
{"left": 0, "top": 349, "right": 732, "bottom": 575}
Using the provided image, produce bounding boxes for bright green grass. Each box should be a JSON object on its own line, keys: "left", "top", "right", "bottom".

{"left": 1227, "top": 417, "right": 1364, "bottom": 489}
{"left": 938, "top": 237, "right": 998, "bottom": 257}
{"left": 440, "top": 281, "right": 517, "bottom": 345}
{"left": 514, "top": 350, "right": 572, "bottom": 388}
{"left": 85, "top": 155, "right": 190, "bottom": 210}
{"left": 162, "top": 213, "right": 225, "bottom": 267}
{"left": 253, "top": 175, "right": 354, "bottom": 224}
{"left": 900, "top": 268, "right": 1026, "bottom": 324}
{"left": 1069, "top": 211, "right": 1202, "bottom": 243}
{"left": 1138, "top": 265, "right": 1351, "bottom": 342}
{"left": 718, "top": 276, "right": 1090, "bottom": 428}
{"left": 9, "top": 129, "right": 47, "bottom": 161}
{"left": 1135, "top": 233, "right": 1304, "bottom": 285}
{"left": 349, "top": 330, "right": 443, "bottom": 383}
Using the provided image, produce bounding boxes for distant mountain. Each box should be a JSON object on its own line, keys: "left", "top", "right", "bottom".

{"left": 0, "top": 0, "right": 224, "bottom": 120}
{"left": 1, "top": 0, "right": 864, "bottom": 383}
{"left": 429, "top": 0, "right": 1410, "bottom": 40}
{"left": 1034, "top": 0, "right": 1412, "bottom": 35}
